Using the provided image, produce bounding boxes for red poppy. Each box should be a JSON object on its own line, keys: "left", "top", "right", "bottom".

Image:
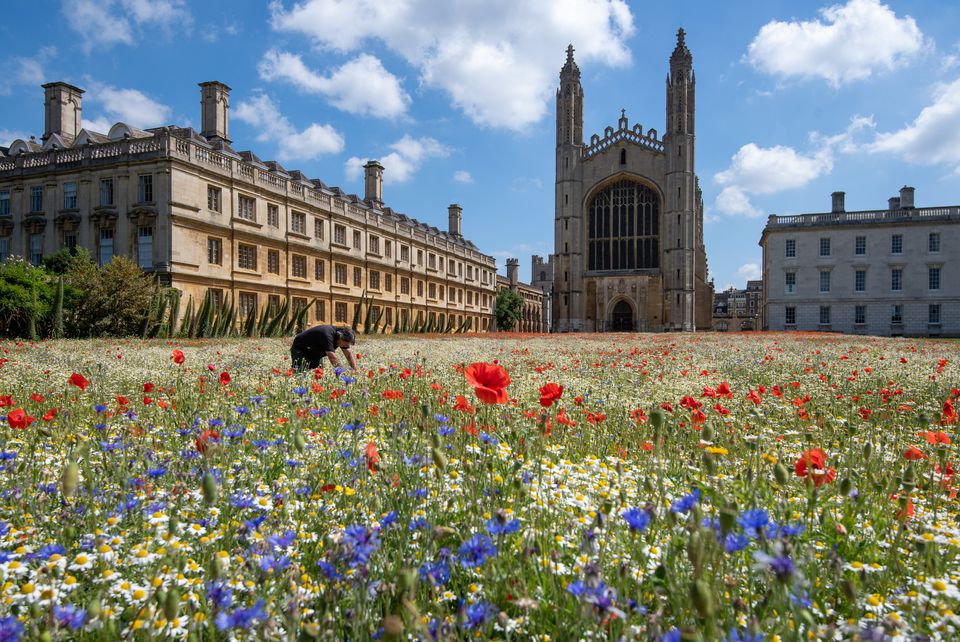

{"left": 904, "top": 446, "right": 926, "bottom": 461}
{"left": 171, "top": 349, "right": 185, "bottom": 365}
{"left": 365, "top": 441, "right": 381, "bottom": 473}
{"left": 42, "top": 408, "right": 56, "bottom": 422}
{"left": 943, "top": 399, "right": 958, "bottom": 425}
{"left": 195, "top": 429, "right": 219, "bottom": 455}
{"left": 539, "top": 382, "right": 564, "bottom": 407}
{"left": 923, "top": 430, "right": 952, "bottom": 445}
{"left": 68, "top": 373, "right": 90, "bottom": 391}
{"left": 453, "top": 395, "right": 475, "bottom": 413}
{"left": 6, "top": 408, "right": 34, "bottom": 429}
{"left": 143, "top": 382, "right": 155, "bottom": 393}
{"left": 464, "top": 362, "right": 510, "bottom": 404}
{"left": 30, "top": 393, "right": 45, "bottom": 403}
{"left": 794, "top": 448, "right": 836, "bottom": 486}
{"left": 219, "top": 371, "right": 231, "bottom": 386}
{"left": 0, "top": 396, "right": 13, "bottom": 408}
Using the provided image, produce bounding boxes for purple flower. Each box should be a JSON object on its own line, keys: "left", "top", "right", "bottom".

{"left": 206, "top": 579, "right": 233, "bottom": 609}
{"left": 622, "top": 507, "right": 651, "bottom": 532}
{"left": 342, "top": 525, "right": 380, "bottom": 568}
{"left": 54, "top": 604, "right": 87, "bottom": 630}
{"left": 485, "top": 516, "right": 520, "bottom": 536}
{"left": 737, "top": 509, "right": 769, "bottom": 538}
{"left": 670, "top": 488, "right": 701, "bottom": 513}
{"left": 724, "top": 533, "right": 750, "bottom": 553}
{"left": 463, "top": 601, "right": 496, "bottom": 629}
{"left": 419, "top": 559, "right": 451, "bottom": 586}
{"left": 214, "top": 600, "right": 265, "bottom": 631}
{"left": 458, "top": 534, "right": 497, "bottom": 568}
{"left": 0, "top": 616, "right": 23, "bottom": 641}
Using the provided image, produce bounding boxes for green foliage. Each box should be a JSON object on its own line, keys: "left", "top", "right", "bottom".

{"left": 51, "top": 275, "right": 65, "bottom": 339}
{"left": 495, "top": 287, "right": 524, "bottom": 331}
{"left": 65, "top": 254, "right": 161, "bottom": 337}
{"left": 0, "top": 258, "right": 54, "bottom": 338}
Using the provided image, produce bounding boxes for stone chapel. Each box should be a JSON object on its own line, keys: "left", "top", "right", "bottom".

{"left": 548, "top": 29, "right": 713, "bottom": 332}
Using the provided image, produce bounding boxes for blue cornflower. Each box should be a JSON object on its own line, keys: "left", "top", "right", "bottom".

{"left": 208, "top": 418, "right": 224, "bottom": 428}
{"left": 285, "top": 459, "right": 302, "bottom": 467}
{"left": 343, "top": 423, "right": 363, "bottom": 432}
{"left": 408, "top": 517, "right": 429, "bottom": 531}
{"left": 0, "top": 616, "right": 23, "bottom": 641}
{"left": 242, "top": 515, "right": 266, "bottom": 532}
{"left": 54, "top": 604, "right": 87, "bottom": 630}
{"left": 753, "top": 548, "right": 797, "bottom": 582}
{"left": 0, "top": 452, "right": 16, "bottom": 461}
{"left": 147, "top": 467, "right": 167, "bottom": 478}
{"left": 214, "top": 600, "right": 265, "bottom": 631}
{"left": 726, "top": 627, "right": 765, "bottom": 642}
{"left": 568, "top": 579, "right": 620, "bottom": 613}
{"left": 458, "top": 534, "right": 497, "bottom": 568}
{"left": 438, "top": 425, "right": 455, "bottom": 436}
{"left": 257, "top": 553, "right": 290, "bottom": 574}
{"left": 27, "top": 543, "right": 65, "bottom": 560}
{"left": 249, "top": 395, "right": 264, "bottom": 405}
{"left": 724, "top": 533, "right": 750, "bottom": 553}
{"left": 479, "top": 432, "right": 498, "bottom": 445}
{"left": 251, "top": 439, "right": 271, "bottom": 450}
{"left": 206, "top": 579, "right": 233, "bottom": 609}
{"left": 341, "top": 525, "right": 380, "bottom": 568}
{"left": 670, "top": 488, "right": 701, "bottom": 513}
{"left": 621, "top": 507, "right": 651, "bottom": 532}
{"left": 181, "top": 449, "right": 200, "bottom": 460}
{"left": 419, "top": 559, "right": 451, "bottom": 586}
{"left": 234, "top": 406, "right": 250, "bottom": 416}
{"left": 223, "top": 427, "right": 246, "bottom": 438}
{"left": 410, "top": 487, "right": 428, "bottom": 499}
{"left": 779, "top": 522, "right": 805, "bottom": 538}
{"left": 311, "top": 407, "right": 330, "bottom": 417}
{"left": 661, "top": 628, "right": 682, "bottom": 642}
{"left": 737, "top": 509, "right": 770, "bottom": 538}
{"left": 433, "top": 414, "right": 450, "bottom": 423}
{"left": 463, "top": 601, "right": 496, "bottom": 629}
{"left": 317, "top": 560, "right": 341, "bottom": 579}
{"left": 380, "top": 511, "right": 398, "bottom": 528}
{"left": 340, "top": 375, "right": 356, "bottom": 385}
{"left": 0, "top": 522, "right": 7, "bottom": 538}
{"left": 94, "top": 423, "right": 108, "bottom": 431}
{"left": 293, "top": 386, "right": 308, "bottom": 396}
{"left": 94, "top": 404, "right": 108, "bottom": 413}
{"left": 485, "top": 516, "right": 521, "bottom": 536}
{"left": 267, "top": 531, "right": 296, "bottom": 550}
{"left": 38, "top": 483, "right": 57, "bottom": 494}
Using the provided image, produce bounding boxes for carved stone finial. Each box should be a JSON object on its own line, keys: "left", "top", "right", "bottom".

{"left": 621, "top": 108, "right": 626, "bottom": 119}
{"left": 566, "top": 44, "right": 575, "bottom": 63}
{"left": 677, "top": 27, "right": 685, "bottom": 46}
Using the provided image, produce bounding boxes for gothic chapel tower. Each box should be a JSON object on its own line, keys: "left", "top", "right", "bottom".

{"left": 551, "top": 30, "right": 711, "bottom": 332}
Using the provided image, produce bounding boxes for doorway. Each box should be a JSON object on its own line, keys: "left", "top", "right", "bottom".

{"left": 611, "top": 300, "right": 633, "bottom": 332}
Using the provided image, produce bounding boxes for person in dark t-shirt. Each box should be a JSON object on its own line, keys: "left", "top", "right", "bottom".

{"left": 290, "top": 325, "right": 357, "bottom": 372}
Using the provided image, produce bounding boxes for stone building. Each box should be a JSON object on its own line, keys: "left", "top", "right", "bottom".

{"left": 0, "top": 81, "right": 497, "bottom": 333}
{"left": 530, "top": 254, "right": 553, "bottom": 333}
{"left": 547, "top": 30, "right": 712, "bottom": 332}
{"left": 760, "top": 188, "right": 960, "bottom": 336}
{"left": 711, "top": 280, "right": 761, "bottom": 331}
{"left": 496, "top": 258, "right": 546, "bottom": 332}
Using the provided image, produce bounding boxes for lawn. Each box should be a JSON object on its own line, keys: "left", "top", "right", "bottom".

{"left": 0, "top": 332, "right": 957, "bottom": 641}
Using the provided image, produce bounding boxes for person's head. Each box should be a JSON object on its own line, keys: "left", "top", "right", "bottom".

{"left": 334, "top": 327, "right": 356, "bottom": 349}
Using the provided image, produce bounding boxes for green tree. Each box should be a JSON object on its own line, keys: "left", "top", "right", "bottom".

{"left": 0, "top": 258, "right": 54, "bottom": 337}
{"left": 495, "top": 287, "right": 524, "bottom": 331}
{"left": 65, "top": 253, "right": 161, "bottom": 336}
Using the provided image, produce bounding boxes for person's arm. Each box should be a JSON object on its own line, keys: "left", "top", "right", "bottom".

{"left": 325, "top": 350, "right": 343, "bottom": 368}
{"left": 341, "top": 347, "right": 358, "bottom": 371}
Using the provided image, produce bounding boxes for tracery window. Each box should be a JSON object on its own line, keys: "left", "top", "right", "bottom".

{"left": 588, "top": 180, "right": 659, "bottom": 271}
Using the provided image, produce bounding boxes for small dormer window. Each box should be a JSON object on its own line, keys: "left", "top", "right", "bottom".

{"left": 620, "top": 148, "right": 626, "bottom": 165}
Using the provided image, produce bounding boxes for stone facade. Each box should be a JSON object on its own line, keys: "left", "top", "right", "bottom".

{"left": 712, "top": 280, "right": 761, "bottom": 331}
{"left": 760, "top": 188, "right": 960, "bottom": 337}
{"left": 497, "top": 258, "right": 546, "bottom": 332}
{"left": 0, "top": 82, "right": 498, "bottom": 334}
{"left": 530, "top": 254, "right": 553, "bottom": 333}
{"left": 547, "top": 30, "right": 712, "bottom": 332}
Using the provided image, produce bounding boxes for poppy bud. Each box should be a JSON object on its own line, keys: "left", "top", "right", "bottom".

{"left": 88, "top": 596, "right": 102, "bottom": 618}
{"left": 164, "top": 589, "right": 181, "bottom": 621}
{"left": 702, "top": 453, "right": 716, "bottom": 475}
{"left": 202, "top": 472, "right": 218, "bottom": 505}
{"left": 773, "top": 463, "right": 789, "bottom": 485}
{"left": 430, "top": 432, "right": 440, "bottom": 449}
{"left": 382, "top": 615, "right": 404, "bottom": 641}
{"left": 839, "top": 477, "right": 852, "bottom": 495}
{"left": 842, "top": 579, "right": 857, "bottom": 603}
{"left": 690, "top": 579, "right": 715, "bottom": 618}
{"left": 719, "top": 502, "right": 738, "bottom": 535}
{"left": 862, "top": 442, "right": 872, "bottom": 460}
{"left": 398, "top": 568, "right": 417, "bottom": 594}
{"left": 168, "top": 514, "right": 179, "bottom": 533}
{"left": 61, "top": 461, "right": 80, "bottom": 498}
{"left": 38, "top": 631, "right": 52, "bottom": 642}
{"left": 207, "top": 556, "right": 221, "bottom": 580}
{"left": 902, "top": 465, "right": 915, "bottom": 491}
{"left": 649, "top": 409, "right": 665, "bottom": 430}
{"left": 293, "top": 430, "right": 306, "bottom": 452}
{"left": 431, "top": 447, "right": 447, "bottom": 471}
{"left": 701, "top": 424, "right": 714, "bottom": 442}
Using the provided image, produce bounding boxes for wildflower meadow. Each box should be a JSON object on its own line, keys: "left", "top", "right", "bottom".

{"left": 0, "top": 332, "right": 958, "bottom": 641}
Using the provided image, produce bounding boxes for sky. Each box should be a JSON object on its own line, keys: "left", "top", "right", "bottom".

{"left": 2, "top": 0, "right": 959, "bottom": 289}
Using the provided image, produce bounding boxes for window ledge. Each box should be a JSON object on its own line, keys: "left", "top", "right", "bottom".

{"left": 233, "top": 217, "right": 263, "bottom": 229}
{"left": 287, "top": 231, "right": 310, "bottom": 241}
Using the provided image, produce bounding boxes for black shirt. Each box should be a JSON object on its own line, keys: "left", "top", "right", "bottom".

{"left": 291, "top": 325, "right": 339, "bottom": 354}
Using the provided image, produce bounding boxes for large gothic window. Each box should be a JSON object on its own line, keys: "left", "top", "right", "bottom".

{"left": 588, "top": 180, "right": 659, "bottom": 271}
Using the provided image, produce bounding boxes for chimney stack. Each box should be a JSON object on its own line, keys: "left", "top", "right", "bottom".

{"left": 506, "top": 258, "right": 519, "bottom": 286}
{"left": 363, "top": 160, "right": 384, "bottom": 205}
{"left": 42, "top": 82, "right": 84, "bottom": 145}
{"left": 831, "top": 191, "right": 845, "bottom": 213}
{"left": 888, "top": 197, "right": 901, "bottom": 210}
{"left": 199, "top": 81, "right": 231, "bottom": 143}
{"left": 448, "top": 203, "right": 462, "bottom": 237}
{"left": 899, "top": 185, "right": 915, "bottom": 209}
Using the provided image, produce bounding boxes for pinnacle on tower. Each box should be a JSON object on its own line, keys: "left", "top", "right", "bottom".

{"left": 560, "top": 44, "right": 580, "bottom": 80}
{"left": 671, "top": 27, "right": 692, "bottom": 65}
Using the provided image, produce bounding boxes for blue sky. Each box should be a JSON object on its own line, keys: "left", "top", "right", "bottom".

{"left": 2, "top": 0, "right": 959, "bottom": 288}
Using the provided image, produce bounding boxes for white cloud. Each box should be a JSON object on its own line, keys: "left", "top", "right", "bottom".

{"left": 345, "top": 135, "right": 450, "bottom": 185}
{"left": 865, "top": 78, "right": 960, "bottom": 169}
{"left": 63, "top": 0, "right": 191, "bottom": 53}
{"left": 713, "top": 143, "right": 834, "bottom": 217}
{"left": 0, "top": 129, "right": 32, "bottom": 147}
{"left": 234, "top": 93, "right": 344, "bottom": 162}
{"left": 737, "top": 263, "right": 762, "bottom": 281}
{"left": 0, "top": 47, "right": 57, "bottom": 96}
{"left": 269, "top": 0, "right": 635, "bottom": 130}
{"left": 453, "top": 170, "right": 474, "bottom": 183}
{"left": 258, "top": 50, "right": 409, "bottom": 118}
{"left": 746, "top": 0, "right": 925, "bottom": 87}
{"left": 90, "top": 85, "right": 172, "bottom": 128}
{"left": 80, "top": 117, "right": 112, "bottom": 133}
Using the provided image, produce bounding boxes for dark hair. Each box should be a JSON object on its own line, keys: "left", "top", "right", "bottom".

{"left": 336, "top": 327, "right": 356, "bottom": 345}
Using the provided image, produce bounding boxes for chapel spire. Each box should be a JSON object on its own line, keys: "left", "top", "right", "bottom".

{"left": 556, "top": 44, "right": 583, "bottom": 148}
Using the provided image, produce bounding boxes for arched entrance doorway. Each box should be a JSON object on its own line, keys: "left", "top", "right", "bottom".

{"left": 611, "top": 300, "right": 633, "bottom": 331}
